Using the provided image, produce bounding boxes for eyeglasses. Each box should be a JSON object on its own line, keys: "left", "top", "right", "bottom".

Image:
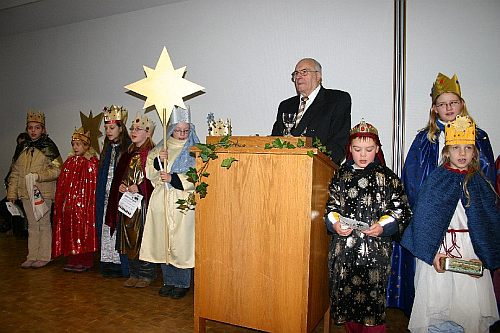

{"left": 130, "top": 127, "right": 145, "bottom": 132}
{"left": 173, "top": 129, "right": 190, "bottom": 134}
{"left": 291, "top": 69, "right": 319, "bottom": 82}
{"left": 435, "top": 100, "right": 461, "bottom": 110}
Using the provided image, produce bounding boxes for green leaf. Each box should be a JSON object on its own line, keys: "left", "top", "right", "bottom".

{"left": 296, "top": 138, "right": 305, "bottom": 147}
{"left": 221, "top": 157, "right": 238, "bottom": 169}
{"left": 264, "top": 143, "right": 272, "bottom": 149}
{"left": 307, "top": 150, "right": 315, "bottom": 157}
{"left": 272, "top": 138, "right": 284, "bottom": 148}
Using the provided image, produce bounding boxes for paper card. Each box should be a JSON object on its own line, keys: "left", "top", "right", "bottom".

{"left": 6, "top": 202, "right": 24, "bottom": 217}
{"left": 118, "top": 192, "right": 143, "bottom": 218}
{"left": 339, "top": 215, "right": 370, "bottom": 231}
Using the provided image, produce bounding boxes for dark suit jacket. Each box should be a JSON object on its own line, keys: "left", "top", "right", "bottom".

{"left": 271, "top": 86, "right": 351, "bottom": 165}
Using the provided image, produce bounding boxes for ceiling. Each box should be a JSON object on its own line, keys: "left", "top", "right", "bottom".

{"left": 0, "top": 0, "right": 184, "bottom": 37}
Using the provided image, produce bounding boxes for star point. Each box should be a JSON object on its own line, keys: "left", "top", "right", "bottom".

{"left": 124, "top": 47, "right": 204, "bottom": 124}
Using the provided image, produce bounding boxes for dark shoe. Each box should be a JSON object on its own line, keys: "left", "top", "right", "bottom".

{"left": 71, "top": 265, "right": 88, "bottom": 273}
{"left": 170, "top": 287, "right": 189, "bottom": 299}
{"left": 159, "top": 285, "right": 174, "bottom": 297}
{"left": 123, "top": 277, "right": 139, "bottom": 287}
{"left": 134, "top": 279, "right": 151, "bottom": 288}
{"left": 63, "top": 264, "right": 77, "bottom": 272}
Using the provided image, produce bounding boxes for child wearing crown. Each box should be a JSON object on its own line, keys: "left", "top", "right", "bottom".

{"left": 7, "top": 110, "right": 63, "bottom": 268}
{"left": 140, "top": 107, "right": 200, "bottom": 299}
{"left": 105, "top": 112, "right": 155, "bottom": 288}
{"left": 401, "top": 115, "right": 500, "bottom": 332}
{"left": 388, "top": 73, "right": 497, "bottom": 315}
{"left": 96, "top": 105, "right": 131, "bottom": 278}
{"left": 324, "top": 120, "right": 411, "bottom": 332}
{"left": 52, "top": 127, "right": 99, "bottom": 272}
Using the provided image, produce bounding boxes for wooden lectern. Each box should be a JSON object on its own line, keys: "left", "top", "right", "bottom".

{"left": 193, "top": 136, "right": 337, "bottom": 333}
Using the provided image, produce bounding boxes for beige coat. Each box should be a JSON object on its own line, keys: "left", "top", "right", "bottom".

{"left": 7, "top": 145, "right": 62, "bottom": 201}
{"left": 139, "top": 137, "right": 195, "bottom": 268}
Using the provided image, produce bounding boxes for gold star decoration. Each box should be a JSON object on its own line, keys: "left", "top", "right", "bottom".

{"left": 124, "top": 47, "right": 205, "bottom": 125}
{"left": 80, "top": 110, "right": 104, "bottom": 153}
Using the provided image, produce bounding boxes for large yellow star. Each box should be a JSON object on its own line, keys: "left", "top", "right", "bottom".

{"left": 80, "top": 110, "right": 103, "bottom": 153}
{"left": 124, "top": 47, "right": 204, "bottom": 125}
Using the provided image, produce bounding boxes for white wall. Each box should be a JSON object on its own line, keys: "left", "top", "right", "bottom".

{"left": 0, "top": 0, "right": 395, "bottom": 197}
{"left": 2, "top": 0, "right": 499, "bottom": 200}
{"left": 406, "top": 0, "right": 500, "bottom": 158}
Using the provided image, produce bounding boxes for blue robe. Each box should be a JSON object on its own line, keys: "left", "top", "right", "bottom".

{"left": 401, "top": 166, "right": 500, "bottom": 270}
{"left": 387, "top": 123, "right": 496, "bottom": 315}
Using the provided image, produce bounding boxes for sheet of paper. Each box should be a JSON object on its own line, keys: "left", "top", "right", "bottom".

{"left": 6, "top": 202, "right": 24, "bottom": 217}
{"left": 118, "top": 192, "right": 143, "bottom": 218}
{"left": 339, "top": 215, "right": 370, "bottom": 231}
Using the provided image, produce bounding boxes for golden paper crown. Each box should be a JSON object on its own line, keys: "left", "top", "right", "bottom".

{"left": 431, "top": 73, "right": 461, "bottom": 102}
{"left": 350, "top": 119, "right": 378, "bottom": 136}
{"left": 131, "top": 112, "right": 155, "bottom": 133}
{"left": 71, "top": 126, "right": 91, "bottom": 145}
{"left": 26, "top": 109, "right": 45, "bottom": 126}
{"left": 103, "top": 105, "right": 128, "bottom": 124}
{"left": 445, "top": 115, "right": 475, "bottom": 146}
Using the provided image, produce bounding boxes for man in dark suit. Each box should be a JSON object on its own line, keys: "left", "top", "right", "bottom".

{"left": 271, "top": 58, "right": 351, "bottom": 165}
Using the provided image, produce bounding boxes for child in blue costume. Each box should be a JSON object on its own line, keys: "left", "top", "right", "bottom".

{"left": 95, "top": 105, "right": 131, "bottom": 278}
{"left": 388, "top": 73, "right": 496, "bottom": 315}
{"left": 401, "top": 115, "right": 500, "bottom": 333}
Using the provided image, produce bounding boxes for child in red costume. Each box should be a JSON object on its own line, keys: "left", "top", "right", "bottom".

{"left": 52, "top": 127, "right": 99, "bottom": 272}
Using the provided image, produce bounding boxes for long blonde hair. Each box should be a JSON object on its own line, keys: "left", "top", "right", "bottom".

{"left": 424, "top": 94, "right": 473, "bottom": 143}
{"left": 440, "top": 145, "right": 492, "bottom": 207}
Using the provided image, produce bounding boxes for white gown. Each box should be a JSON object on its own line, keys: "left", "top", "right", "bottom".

{"left": 409, "top": 200, "right": 499, "bottom": 333}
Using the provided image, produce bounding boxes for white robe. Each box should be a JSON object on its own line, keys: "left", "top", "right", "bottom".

{"left": 139, "top": 137, "right": 195, "bottom": 268}
{"left": 409, "top": 201, "right": 499, "bottom": 333}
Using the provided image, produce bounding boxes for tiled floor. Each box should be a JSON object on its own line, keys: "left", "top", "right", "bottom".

{"left": 0, "top": 231, "right": 414, "bottom": 332}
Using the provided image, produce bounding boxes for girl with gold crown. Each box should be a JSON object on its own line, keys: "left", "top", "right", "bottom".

{"left": 105, "top": 112, "right": 155, "bottom": 288}
{"left": 388, "top": 73, "right": 497, "bottom": 315}
{"left": 139, "top": 106, "right": 200, "bottom": 299}
{"left": 324, "top": 120, "right": 411, "bottom": 332}
{"left": 7, "top": 110, "right": 62, "bottom": 269}
{"left": 96, "top": 105, "right": 131, "bottom": 278}
{"left": 401, "top": 115, "right": 500, "bottom": 332}
{"left": 52, "top": 127, "right": 99, "bottom": 272}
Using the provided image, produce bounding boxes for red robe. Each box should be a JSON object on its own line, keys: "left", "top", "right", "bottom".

{"left": 52, "top": 153, "right": 98, "bottom": 258}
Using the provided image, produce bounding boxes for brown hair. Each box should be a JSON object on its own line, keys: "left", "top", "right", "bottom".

{"left": 98, "top": 124, "right": 130, "bottom": 169}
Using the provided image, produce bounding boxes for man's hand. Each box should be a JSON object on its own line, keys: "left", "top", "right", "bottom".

{"left": 362, "top": 223, "right": 383, "bottom": 237}
{"left": 333, "top": 222, "right": 353, "bottom": 237}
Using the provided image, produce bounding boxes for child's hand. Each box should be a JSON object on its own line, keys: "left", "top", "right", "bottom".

{"left": 333, "top": 222, "right": 353, "bottom": 237}
{"left": 159, "top": 149, "right": 168, "bottom": 161}
{"left": 362, "top": 223, "right": 383, "bottom": 237}
{"left": 160, "top": 171, "right": 171, "bottom": 183}
{"left": 119, "top": 184, "right": 128, "bottom": 193}
{"left": 127, "top": 184, "right": 139, "bottom": 193}
{"left": 433, "top": 253, "right": 446, "bottom": 273}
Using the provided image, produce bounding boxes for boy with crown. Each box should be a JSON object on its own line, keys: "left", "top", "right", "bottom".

{"left": 7, "top": 110, "right": 62, "bottom": 268}
{"left": 96, "top": 105, "right": 131, "bottom": 278}
{"left": 52, "top": 127, "right": 99, "bottom": 272}
{"left": 140, "top": 106, "right": 200, "bottom": 299}
{"left": 324, "top": 120, "right": 411, "bottom": 332}
{"left": 401, "top": 115, "right": 500, "bottom": 332}
{"left": 105, "top": 112, "right": 155, "bottom": 288}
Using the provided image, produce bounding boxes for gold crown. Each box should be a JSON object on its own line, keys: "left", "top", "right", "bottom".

{"left": 445, "top": 115, "right": 475, "bottom": 146}
{"left": 103, "top": 105, "right": 128, "bottom": 124}
{"left": 26, "top": 109, "right": 45, "bottom": 126}
{"left": 431, "top": 73, "right": 461, "bottom": 102}
{"left": 71, "top": 126, "right": 91, "bottom": 145}
{"left": 350, "top": 119, "right": 378, "bottom": 136}
{"left": 131, "top": 112, "right": 155, "bottom": 133}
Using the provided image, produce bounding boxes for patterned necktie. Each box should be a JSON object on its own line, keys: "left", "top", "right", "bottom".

{"left": 295, "top": 96, "right": 309, "bottom": 126}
